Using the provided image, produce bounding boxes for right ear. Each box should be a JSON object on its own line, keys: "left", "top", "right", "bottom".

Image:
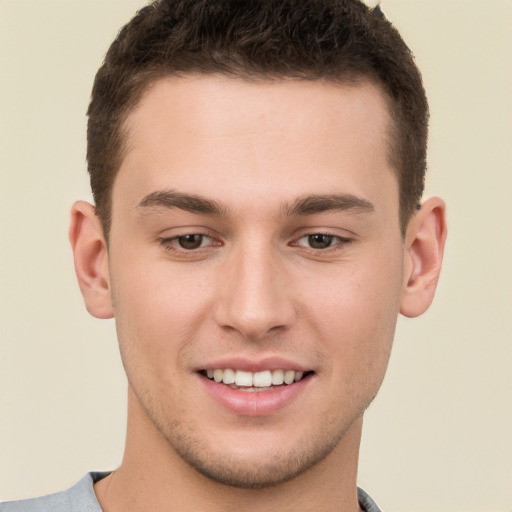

{"left": 69, "top": 201, "right": 113, "bottom": 319}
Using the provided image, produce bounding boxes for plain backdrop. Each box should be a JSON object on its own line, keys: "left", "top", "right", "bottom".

{"left": 1, "top": 1, "right": 511, "bottom": 511}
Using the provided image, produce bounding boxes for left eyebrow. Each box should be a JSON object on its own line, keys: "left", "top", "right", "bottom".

{"left": 283, "top": 194, "right": 375, "bottom": 217}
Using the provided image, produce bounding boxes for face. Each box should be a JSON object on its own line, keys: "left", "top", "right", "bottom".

{"left": 107, "top": 76, "right": 406, "bottom": 487}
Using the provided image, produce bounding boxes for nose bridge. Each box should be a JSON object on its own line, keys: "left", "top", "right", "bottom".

{"left": 214, "top": 235, "right": 294, "bottom": 339}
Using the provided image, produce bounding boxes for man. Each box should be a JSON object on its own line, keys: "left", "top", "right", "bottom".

{"left": 0, "top": 0, "right": 446, "bottom": 510}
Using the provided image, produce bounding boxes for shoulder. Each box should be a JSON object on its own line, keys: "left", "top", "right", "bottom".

{"left": 0, "top": 489, "right": 72, "bottom": 512}
{"left": 0, "top": 472, "right": 109, "bottom": 512}
{"left": 357, "top": 487, "right": 383, "bottom": 512}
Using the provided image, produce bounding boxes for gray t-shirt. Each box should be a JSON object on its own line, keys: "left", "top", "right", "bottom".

{"left": 0, "top": 472, "right": 382, "bottom": 511}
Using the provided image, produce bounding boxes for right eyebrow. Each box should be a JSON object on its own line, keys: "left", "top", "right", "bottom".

{"left": 136, "top": 190, "right": 228, "bottom": 216}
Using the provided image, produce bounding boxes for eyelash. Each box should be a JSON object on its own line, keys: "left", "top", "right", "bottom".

{"left": 159, "top": 233, "right": 218, "bottom": 254}
{"left": 292, "top": 233, "right": 353, "bottom": 252}
{"left": 158, "top": 232, "right": 353, "bottom": 256}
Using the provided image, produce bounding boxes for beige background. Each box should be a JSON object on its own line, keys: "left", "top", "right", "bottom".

{"left": 1, "top": 1, "right": 511, "bottom": 510}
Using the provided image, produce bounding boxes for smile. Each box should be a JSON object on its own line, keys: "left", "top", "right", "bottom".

{"left": 198, "top": 366, "right": 314, "bottom": 415}
{"left": 201, "top": 369, "right": 312, "bottom": 391}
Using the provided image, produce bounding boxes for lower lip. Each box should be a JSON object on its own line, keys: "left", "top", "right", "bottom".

{"left": 199, "top": 374, "right": 312, "bottom": 416}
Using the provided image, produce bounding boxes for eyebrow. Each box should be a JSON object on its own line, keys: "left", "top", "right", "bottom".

{"left": 136, "top": 190, "right": 374, "bottom": 218}
{"left": 137, "top": 190, "right": 228, "bottom": 216}
{"left": 283, "top": 194, "right": 375, "bottom": 216}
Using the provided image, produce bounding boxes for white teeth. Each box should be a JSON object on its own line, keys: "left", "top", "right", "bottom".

{"left": 235, "top": 370, "right": 253, "bottom": 387}
{"left": 222, "top": 368, "right": 235, "bottom": 385}
{"left": 253, "top": 370, "right": 272, "bottom": 387}
{"left": 283, "top": 370, "right": 296, "bottom": 385}
{"left": 205, "top": 368, "right": 307, "bottom": 387}
{"left": 271, "top": 369, "right": 284, "bottom": 385}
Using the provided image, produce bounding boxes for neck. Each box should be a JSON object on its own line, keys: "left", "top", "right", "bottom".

{"left": 95, "top": 388, "right": 365, "bottom": 512}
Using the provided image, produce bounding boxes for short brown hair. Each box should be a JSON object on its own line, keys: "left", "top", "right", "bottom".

{"left": 87, "top": 0, "right": 428, "bottom": 237}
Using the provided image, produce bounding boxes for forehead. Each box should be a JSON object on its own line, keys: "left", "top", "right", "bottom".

{"left": 114, "top": 75, "right": 398, "bottom": 218}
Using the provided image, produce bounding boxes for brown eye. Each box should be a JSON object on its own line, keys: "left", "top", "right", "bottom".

{"left": 307, "top": 234, "right": 334, "bottom": 249}
{"left": 177, "top": 234, "right": 204, "bottom": 249}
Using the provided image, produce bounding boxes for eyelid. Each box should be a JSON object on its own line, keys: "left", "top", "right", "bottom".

{"left": 291, "top": 232, "right": 353, "bottom": 251}
{"left": 158, "top": 231, "right": 222, "bottom": 255}
{"left": 156, "top": 228, "right": 354, "bottom": 256}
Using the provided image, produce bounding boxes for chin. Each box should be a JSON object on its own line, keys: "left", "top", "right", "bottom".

{"left": 160, "top": 418, "right": 351, "bottom": 489}
{"left": 175, "top": 442, "right": 339, "bottom": 489}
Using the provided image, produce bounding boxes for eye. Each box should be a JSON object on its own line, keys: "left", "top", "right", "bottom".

{"left": 159, "top": 233, "right": 219, "bottom": 254}
{"left": 176, "top": 234, "right": 207, "bottom": 250}
{"left": 294, "top": 233, "right": 351, "bottom": 250}
{"left": 305, "top": 234, "right": 334, "bottom": 249}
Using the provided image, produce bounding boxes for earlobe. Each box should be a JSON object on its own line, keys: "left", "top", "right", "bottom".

{"left": 400, "top": 197, "right": 447, "bottom": 318}
{"left": 69, "top": 201, "right": 113, "bottom": 319}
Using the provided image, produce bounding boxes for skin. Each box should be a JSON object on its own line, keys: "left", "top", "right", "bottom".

{"left": 70, "top": 76, "right": 446, "bottom": 511}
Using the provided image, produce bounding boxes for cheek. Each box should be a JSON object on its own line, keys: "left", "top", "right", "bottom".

{"left": 109, "top": 256, "right": 214, "bottom": 371}
{"left": 301, "top": 252, "right": 403, "bottom": 381}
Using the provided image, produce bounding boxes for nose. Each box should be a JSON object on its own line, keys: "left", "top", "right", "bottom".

{"left": 213, "top": 241, "right": 296, "bottom": 341}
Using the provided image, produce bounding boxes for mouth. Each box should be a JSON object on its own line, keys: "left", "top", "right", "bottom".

{"left": 199, "top": 368, "right": 314, "bottom": 392}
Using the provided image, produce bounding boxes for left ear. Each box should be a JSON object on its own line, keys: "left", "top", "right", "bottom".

{"left": 400, "top": 197, "right": 447, "bottom": 318}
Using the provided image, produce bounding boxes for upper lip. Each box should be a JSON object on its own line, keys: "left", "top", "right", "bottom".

{"left": 197, "top": 356, "right": 312, "bottom": 373}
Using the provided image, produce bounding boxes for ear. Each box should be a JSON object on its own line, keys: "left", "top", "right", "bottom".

{"left": 69, "top": 201, "right": 113, "bottom": 319}
{"left": 400, "top": 197, "right": 447, "bottom": 318}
